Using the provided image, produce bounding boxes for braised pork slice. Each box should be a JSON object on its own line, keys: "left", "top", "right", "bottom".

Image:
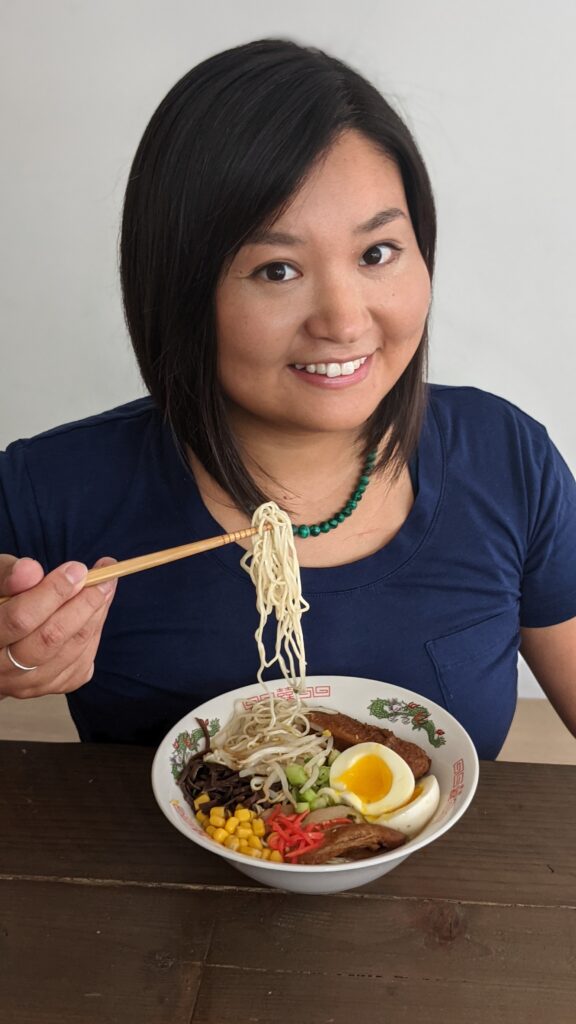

{"left": 298, "top": 822, "right": 407, "bottom": 865}
{"left": 309, "top": 711, "right": 431, "bottom": 779}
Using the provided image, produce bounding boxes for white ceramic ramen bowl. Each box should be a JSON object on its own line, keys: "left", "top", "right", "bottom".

{"left": 152, "top": 676, "right": 479, "bottom": 895}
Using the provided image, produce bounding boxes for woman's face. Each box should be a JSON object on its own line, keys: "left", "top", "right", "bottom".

{"left": 216, "top": 131, "right": 431, "bottom": 441}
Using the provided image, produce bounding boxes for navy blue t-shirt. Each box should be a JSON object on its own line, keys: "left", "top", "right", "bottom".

{"left": 1, "top": 386, "right": 575, "bottom": 758}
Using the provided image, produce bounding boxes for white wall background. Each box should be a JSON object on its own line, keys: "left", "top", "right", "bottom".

{"left": 1, "top": 0, "right": 575, "bottom": 696}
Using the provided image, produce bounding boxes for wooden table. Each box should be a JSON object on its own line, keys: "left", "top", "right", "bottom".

{"left": 1, "top": 742, "right": 575, "bottom": 1024}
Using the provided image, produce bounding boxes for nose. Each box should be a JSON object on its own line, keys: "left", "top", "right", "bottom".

{"left": 303, "top": 273, "right": 372, "bottom": 346}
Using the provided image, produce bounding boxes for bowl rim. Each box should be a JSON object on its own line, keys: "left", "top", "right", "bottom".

{"left": 151, "top": 675, "right": 480, "bottom": 873}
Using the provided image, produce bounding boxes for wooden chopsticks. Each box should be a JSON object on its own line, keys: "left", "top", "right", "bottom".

{"left": 0, "top": 525, "right": 264, "bottom": 605}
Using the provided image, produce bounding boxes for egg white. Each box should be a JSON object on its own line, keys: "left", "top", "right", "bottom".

{"left": 329, "top": 742, "right": 415, "bottom": 817}
{"left": 369, "top": 774, "right": 440, "bottom": 837}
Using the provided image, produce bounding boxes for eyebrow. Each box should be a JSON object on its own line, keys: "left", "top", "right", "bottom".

{"left": 246, "top": 208, "right": 407, "bottom": 247}
{"left": 354, "top": 208, "right": 407, "bottom": 234}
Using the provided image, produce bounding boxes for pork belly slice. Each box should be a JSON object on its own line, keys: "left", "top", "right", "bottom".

{"left": 298, "top": 822, "right": 407, "bottom": 865}
{"left": 309, "top": 710, "right": 431, "bottom": 779}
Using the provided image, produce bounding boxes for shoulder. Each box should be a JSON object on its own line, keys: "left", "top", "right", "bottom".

{"left": 2, "top": 397, "right": 164, "bottom": 477}
{"left": 425, "top": 386, "right": 575, "bottom": 546}
{"left": 427, "top": 384, "right": 551, "bottom": 461}
{"left": 5, "top": 397, "right": 159, "bottom": 457}
{"left": 0, "top": 397, "right": 168, "bottom": 513}
{"left": 0, "top": 397, "right": 175, "bottom": 563}
{"left": 428, "top": 383, "right": 547, "bottom": 432}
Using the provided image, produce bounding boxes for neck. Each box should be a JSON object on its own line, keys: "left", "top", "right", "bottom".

{"left": 241, "top": 430, "right": 364, "bottom": 510}
{"left": 191, "top": 413, "right": 373, "bottom": 524}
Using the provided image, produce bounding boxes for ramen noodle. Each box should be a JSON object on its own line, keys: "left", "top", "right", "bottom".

{"left": 239, "top": 501, "right": 309, "bottom": 689}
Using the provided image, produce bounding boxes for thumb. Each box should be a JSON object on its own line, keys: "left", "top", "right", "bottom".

{"left": 91, "top": 556, "right": 119, "bottom": 596}
{"left": 0, "top": 556, "right": 45, "bottom": 597}
{"left": 92, "top": 556, "right": 118, "bottom": 570}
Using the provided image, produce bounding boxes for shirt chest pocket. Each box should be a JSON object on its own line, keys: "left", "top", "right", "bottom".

{"left": 425, "top": 609, "right": 520, "bottom": 759}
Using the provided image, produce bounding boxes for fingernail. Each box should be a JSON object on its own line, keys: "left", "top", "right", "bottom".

{"left": 63, "top": 562, "right": 88, "bottom": 585}
{"left": 97, "top": 580, "right": 115, "bottom": 595}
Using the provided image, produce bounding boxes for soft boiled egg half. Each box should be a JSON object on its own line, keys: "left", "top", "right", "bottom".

{"left": 369, "top": 774, "right": 440, "bottom": 837}
{"left": 329, "top": 742, "right": 415, "bottom": 817}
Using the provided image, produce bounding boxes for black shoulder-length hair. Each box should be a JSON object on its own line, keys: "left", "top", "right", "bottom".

{"left": 120, "top": 38, "right": 436, "bottom": 514}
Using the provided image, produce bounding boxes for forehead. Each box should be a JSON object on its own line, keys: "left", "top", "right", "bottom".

{"left": 271, "top": 131, "right": 408, "bottom": 232}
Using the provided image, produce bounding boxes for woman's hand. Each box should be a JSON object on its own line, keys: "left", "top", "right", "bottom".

{"left": 0, "top": 555, "right": 117, "bottom": 699}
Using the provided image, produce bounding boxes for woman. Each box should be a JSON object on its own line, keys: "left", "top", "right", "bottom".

{"left": 0, "top": 39, "right": 574, "bottom": 755}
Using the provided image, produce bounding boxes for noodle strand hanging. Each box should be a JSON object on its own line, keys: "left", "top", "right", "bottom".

{"left": 239, "top": 501, "right": 309, "bottom": 691}
{"left": 207, "top": 501, "right": 323, "bottom": 802}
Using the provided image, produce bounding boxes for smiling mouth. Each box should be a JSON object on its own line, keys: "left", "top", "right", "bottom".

{"left": 291, "top": 356, "right": 368, "bottom": 378}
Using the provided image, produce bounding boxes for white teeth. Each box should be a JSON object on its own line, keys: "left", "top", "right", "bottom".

{"left": 295, "top": 355, "right": 369, "bottom": 375}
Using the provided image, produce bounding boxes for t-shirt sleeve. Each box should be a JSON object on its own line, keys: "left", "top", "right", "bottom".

{"left": 520, "top": 432, "right": 576, "bottom": 627}
{"left": 0, "top": 442, "right": 49, "bottom": 567}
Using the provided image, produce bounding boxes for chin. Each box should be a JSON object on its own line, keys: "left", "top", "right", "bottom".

{"left": 287, "top": 411, "right": 379, "bottom": 436}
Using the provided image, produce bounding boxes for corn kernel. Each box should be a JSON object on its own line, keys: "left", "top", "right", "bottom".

{"left": 205, "top": 825, "right": 216, "bottom": 837}
{"left": 194, "top": 793, "right": 210, "bottom": 809}
{"left": 245, "top": 848, "right": 262, "bottom": 859}
{"left": 224, "top": 835, "right": 240, "bottom": 851}
{"left": 236, "top": 808, "right": 251, "bottom": 822}
{"left": 269, "top": 850, "right": 283, "bottom": 863}
{"left": 252, "top": 818, "right": 265, "bottom": 837}
{"left": 236, "top": 825, "right": 253, "bottom": 839}
{"left": 195, "top": 810, "right": 209, "bottom": 825}
{"left": 225, "top": 816, "right": 239, "bottom": 834}
{"left": 212, "top": 828, "right": 228, "bottom": 843}
{"left": 261, "top": 848, "right": 271, "bottom": 860}
{"left": 248, "top": 835, "right": 262, "bottom": 850}
{"left": 210, "top": 806, "right": 226, "bottom": 817}
{"left": 209, "top": 815, "right": 226, "bottom": 829}
{"left": 238, "top": 839, "right": 250, "bottom": 852}
{"left": 249, "top": 810, "right": 257, "bottom": 820}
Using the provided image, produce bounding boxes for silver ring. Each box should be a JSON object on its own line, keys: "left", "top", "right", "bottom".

{"left": 5, "top": 645, "right": 38, "bottom": 673}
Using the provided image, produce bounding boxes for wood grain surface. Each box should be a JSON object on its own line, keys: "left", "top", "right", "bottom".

{"left": 1, "top": 741, "right": 575, "bottom": 1024}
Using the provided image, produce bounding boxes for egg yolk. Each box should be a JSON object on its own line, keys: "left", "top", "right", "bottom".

{"left": 337, "top": 754, "right": 393, "bottom": 803}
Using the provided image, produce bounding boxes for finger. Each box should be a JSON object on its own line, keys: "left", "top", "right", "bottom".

{"left": 56, "top": 648, "right": 98, "bottom": 694}
{"left": 67, "top": 587, "right": 114, "bottom": 655}
{"left": 0, "top": 556, "right": 118, "bottom": 698}
{"left": 25, "top": 601, "right": 108, "bottom": 696}
{"left": 76, "top": 555, "right": 117, "bottom": 644}
{"left": 91, "top": 555, "right": 117, "bottom": 573}
{"left": 14, "top": 580, "right": 115, "bottom": 669}
{"left": 4, "top": 652, "right": 95, "bottom": 699}
{"left": 0, "top": 561, "right": 88, "bottom": 649}
{"left": 0, "top": 556, "right": 45, "bottom": 597}
{"left": 39, "top": 649, "right": 98, "bottom": 697}
{"left": 59, "top": 557, "right": 118, "bottom": 657}
{"left": 0, "top": 593, "right": 110, "bottom": 698}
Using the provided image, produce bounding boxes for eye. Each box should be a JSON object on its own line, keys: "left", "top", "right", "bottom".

{"left": 255, "top": 262, "right": 299, "bottom": 282}
{"left": 359, "top": 243, "right": 398, "bottom": 267}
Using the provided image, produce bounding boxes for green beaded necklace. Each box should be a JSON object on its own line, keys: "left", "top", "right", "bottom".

{"left": 291, "top": 449, "right": 378, "bottom": 538}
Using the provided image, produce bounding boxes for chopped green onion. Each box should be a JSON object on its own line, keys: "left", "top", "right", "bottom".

{"left": 310, "top": 796, "right": 329, "bottom": 810}
{"left": 300, "top": 788, "right": 317, "bottom": 804}
{"left": 286, "top": 764, "right": 308, "bottom": 786}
